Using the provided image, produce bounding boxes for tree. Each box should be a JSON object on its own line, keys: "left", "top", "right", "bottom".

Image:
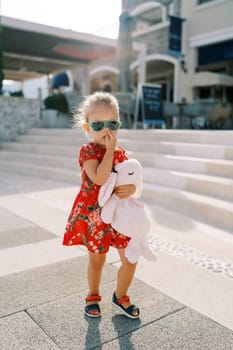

{"left": 0, "top": 8, "right": 4, "bottom": 93}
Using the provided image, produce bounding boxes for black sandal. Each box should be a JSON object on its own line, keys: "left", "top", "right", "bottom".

{"left": 112, "top": 292, "right": 140, "bottom": 319}
{"left": 85, "top": 295, "right": 101, "bottom": 318}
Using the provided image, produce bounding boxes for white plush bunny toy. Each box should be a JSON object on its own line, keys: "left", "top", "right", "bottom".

{"left": 98, "top": 159, "right": 156, "bottom": 263}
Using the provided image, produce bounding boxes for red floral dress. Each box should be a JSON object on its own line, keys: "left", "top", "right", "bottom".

{"left": 63, "top": 142, "right": 130, "bottom": 254}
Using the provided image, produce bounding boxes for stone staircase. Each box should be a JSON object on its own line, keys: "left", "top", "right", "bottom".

{"left": 0, "top": 128, "right": 233, "bottom": 233}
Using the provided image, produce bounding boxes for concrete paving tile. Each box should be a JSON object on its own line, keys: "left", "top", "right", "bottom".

{"left": 0, "top": 256, "right": 116, "bottom": 317}
{"left": 27, "top": 279, "right": 183, "bottom": 350}
{"left": 0, "top": 191, "right": 77, "bottom": 246}
{"left": 0, "top": 238, "right": 86, "bottom": 277}
{"left": 0, "top": 191, "right": 69, "bottom": 238}
{"left": 0, "top": 206, "right": 33, "bottom": 232}
{"left": 133, "top": 253, "right": 233, "bottom": 331}
{"left": 102, "top": 308, "right": 233, "bottom": 350}
{"left": 0, "top": 312, "right": 60, "bottom": 350}
{"left": 0, "top": 225, "right": 57, "bottom": 249}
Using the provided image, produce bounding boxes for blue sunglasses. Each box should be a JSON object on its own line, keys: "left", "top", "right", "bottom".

{"left": 88, "top": 120, "right": 121, "bottom": 131}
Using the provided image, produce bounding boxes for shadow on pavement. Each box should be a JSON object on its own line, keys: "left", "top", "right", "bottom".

{"left": 111, "top": 314, "right": 141, "bottom": 350}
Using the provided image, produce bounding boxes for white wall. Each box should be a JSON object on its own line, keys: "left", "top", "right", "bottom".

{"left": 23, "top": 76, "right": 49, "bottom": 100}
{"left": 3, "top": 80, "right": 21, "bottom": 95}
{"left": 183, "top": 0, "right": 233, "bottom": 38}
{"left": 179, "top": 0, "right": 233, "bottom": 102}
{"left": 3, "top": 76, "right": 49, "bottom": 100}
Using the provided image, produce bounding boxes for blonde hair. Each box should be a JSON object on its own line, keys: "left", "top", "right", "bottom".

{"left": 73, "top": 92, "right": 120, "bottom": 129}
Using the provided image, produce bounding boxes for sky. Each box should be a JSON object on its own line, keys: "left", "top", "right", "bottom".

{"left": 1, "top": 0, "right": 122, "bottom": 38}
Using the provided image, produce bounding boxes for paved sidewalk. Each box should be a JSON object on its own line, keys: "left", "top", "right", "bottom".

{"left": 0, "top": 172, "right": 233, "bottom": 349}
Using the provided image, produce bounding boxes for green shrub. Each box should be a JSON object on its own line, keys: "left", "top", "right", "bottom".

{"left": 44, "top": 93, "right": 69, "bottom": 113}
{"left": 10, "top": 90, "right": 24, "bottom": 97}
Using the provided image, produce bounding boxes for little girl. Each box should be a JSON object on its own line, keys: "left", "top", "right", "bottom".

{"left": 63, "top": 92, "right": 140, "bottom": 319}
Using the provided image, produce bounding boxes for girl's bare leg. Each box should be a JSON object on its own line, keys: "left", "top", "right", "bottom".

{"left": 115, "top": 248, "right": 138, "bottom": 317}
{"left": 86, "top": 251, "right": 106, "bottom": 315}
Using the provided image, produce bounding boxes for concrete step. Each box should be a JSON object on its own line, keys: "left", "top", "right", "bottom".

{"left": 0, "top": 142, "right": 78, "bottom": 157}
{"left": 29, "top": 128, "right": 233, "bottom": 146}
{"left": 129, "top": 151, "right": 233, "bottom": 179}
{"left": 15, "top": 130, "right": 233, "bottom": 161}
{"left": 18, "top": 129, "right": 233, "bottom": 146}
{"left": 1, "top": 128, "right": 232, "bottom": 234}
{"left": 120, "top": 139, "right": 233, "bottom": 160}
{"left": 119, "top": 129, "right": 233, "bottom": 145}
{"left": 0, "top": 150, "right": 77, "bottom": 170}
{"left": 1, "top": 148, "right": 233, "bottom": 180}
{"left": 2, "top": 128, "right": 233, "bottom": 160}
{"left": 146, "top": 202, "right": 233, "bottom": 265}
{"left": 0, "top": 160, "right": 81, "bottom": 185}
{"left": 1, "top": 169, "right": 232, "bottom": 271}
{"left": 29, "top": 128, "right": 79, "bottom": 136}
{"left": 0, "top": 158, "right": 232, "bottom": 232}
{"left": 2, "top": 139, "right": 233, "bottom": 161}
{"left": 143, "top": 167, "right": 233, "bottom": 202}
{"left": 1, "top": 152, "right": 232, "bottom": 202}
{"left": 143, "top": 183, "right": 233, "bottom": 233}
{"left": 16, "top": 134, "right": 87, "bottom": 146}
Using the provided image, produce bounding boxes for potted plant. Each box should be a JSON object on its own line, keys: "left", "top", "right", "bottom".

{"left": 42, "top": 93, "right": 72, "bottom": 128}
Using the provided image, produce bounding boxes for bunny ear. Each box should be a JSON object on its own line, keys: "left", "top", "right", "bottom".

{"left": 98, "top": 172, "right": 117, "bottom": 207}
{"left": 133, "top": 174, "right": 142, "bottom": 198}
{"left": 115, "top": 161, "right": 124, "bottom": 172}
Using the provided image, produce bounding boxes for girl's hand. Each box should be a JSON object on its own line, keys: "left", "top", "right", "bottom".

{"left": 105, "top": 129, "right": 116, "bottom": 151}
{"left": 114, "top": 184, "right": 136, "bottom": 199}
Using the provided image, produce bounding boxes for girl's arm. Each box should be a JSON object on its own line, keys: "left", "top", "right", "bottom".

{"left": 83, "top": 129, "right": 116, "bottom": 185}
{"left": 114, "top": 184, "right": 136, "bottom": 199}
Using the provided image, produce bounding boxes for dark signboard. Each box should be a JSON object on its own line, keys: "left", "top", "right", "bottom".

{"left": 199, "top": 38, "right": 233, "bottom": 65}
{"left": 168, "top": 16, "right": 185, "bottom": 57}
{"left": 134, "top": 84, "right": 164, "bottom": 127}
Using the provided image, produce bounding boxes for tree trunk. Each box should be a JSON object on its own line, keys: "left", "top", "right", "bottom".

{"left": 0, "top": 10, "right": 4, "bottom": 93}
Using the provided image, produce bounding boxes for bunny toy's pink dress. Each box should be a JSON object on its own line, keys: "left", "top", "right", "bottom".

{"left": 63, "top": 142, "right": 130, "bottom": 253}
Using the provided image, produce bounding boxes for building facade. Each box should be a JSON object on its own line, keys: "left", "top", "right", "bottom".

{"left": 181, "top": 0, "right": 233, "bottom": 103}
{"left": 89, "top": 0, "right": 233, "bottom": 105}
{"left": 2, "top": 1, "right": 233, "bottom": 107}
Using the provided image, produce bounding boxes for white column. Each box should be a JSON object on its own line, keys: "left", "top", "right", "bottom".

{"left": 83, "top": 66, "right": 91, "bottom": 95}
{"left": 136, "top": 43, "right": 147, "bottom": 85}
